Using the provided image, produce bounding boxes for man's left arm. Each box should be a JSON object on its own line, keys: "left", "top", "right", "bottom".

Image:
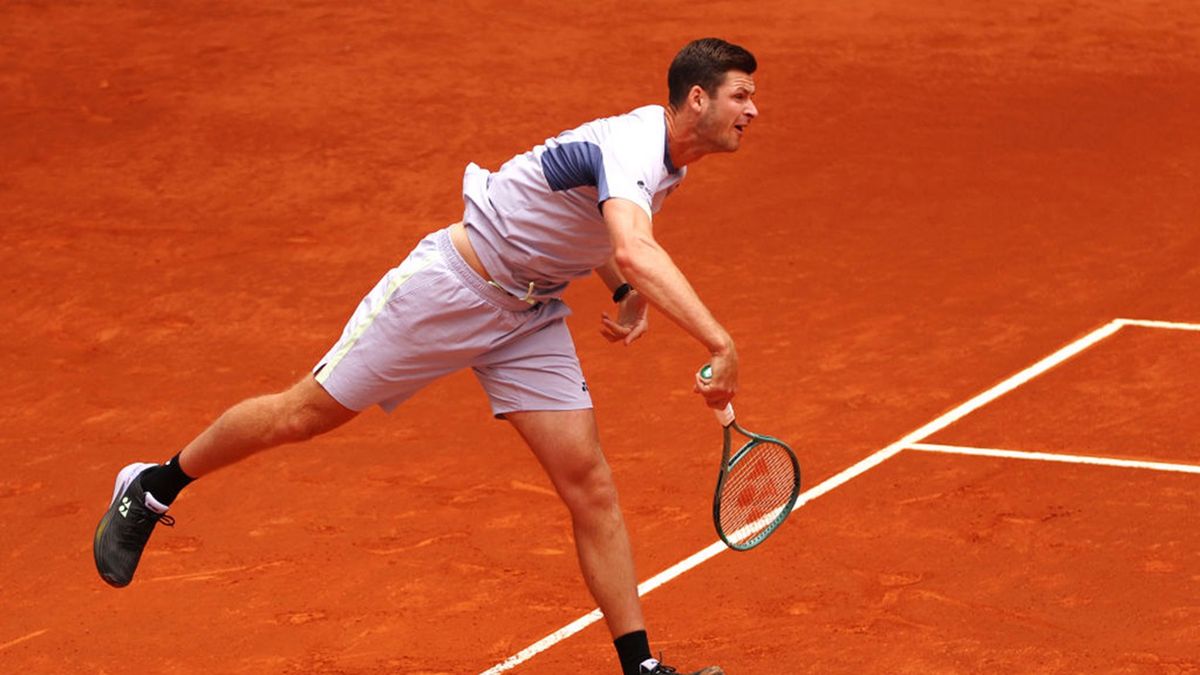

{"left": 594, "top": 257, "right": 650, "bottom": 345}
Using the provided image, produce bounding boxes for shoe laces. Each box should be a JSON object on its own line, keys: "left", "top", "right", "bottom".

{"left": 119, "top": 501, "right": 175, "bottom": 547}
{"left": 147, "top": 511, "right": 176, "bottom": 528}
{"left": 642, "top": 653, "right": 679, "bottom": 674}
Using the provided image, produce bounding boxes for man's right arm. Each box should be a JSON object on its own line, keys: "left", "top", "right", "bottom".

{"left": 601, "top": 197, "right": 737, "bottom": 407}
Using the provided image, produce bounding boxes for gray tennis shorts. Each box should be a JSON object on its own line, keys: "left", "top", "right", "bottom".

{"left": 313, "top": 227, "right": 592, "bottom": 416}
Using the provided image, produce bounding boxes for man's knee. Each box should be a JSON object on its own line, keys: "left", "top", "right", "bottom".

{"left": 558, "top": 457, "right": 621, "bottom": 517}
{"left": 275, "top": 405, "right": 327, "bottom": 443}
{"left": 272, "top": 377, "right": 356, "bottom": 443}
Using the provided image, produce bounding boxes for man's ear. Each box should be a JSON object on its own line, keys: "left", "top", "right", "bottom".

{"left": 688, "top": 84, "right": 707, "bottom": 112}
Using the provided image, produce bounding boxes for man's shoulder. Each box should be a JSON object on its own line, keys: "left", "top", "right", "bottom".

{"left": 562, "top": 104, "right": 664, "bottom": 143}
{"left": 605, "top": 104, "right": 665, "bottom": 139}
{"left": 622, "top": 104, "right": 666, "bottom": 123}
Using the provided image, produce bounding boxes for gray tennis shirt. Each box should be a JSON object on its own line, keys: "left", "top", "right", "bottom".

{"left": 461, "top": 104, "right": 687, "bottom": 301}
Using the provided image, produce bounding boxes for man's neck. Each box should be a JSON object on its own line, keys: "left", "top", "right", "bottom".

{"left": 664, "top": 106, "right": 706, "bottom": 168}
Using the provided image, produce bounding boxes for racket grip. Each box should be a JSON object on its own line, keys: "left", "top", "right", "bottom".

{"left": 699, "top": 364, "right": 735, "bottom": 426}
{"left": 713, "top": 403, "right": 735, "bottom": 427}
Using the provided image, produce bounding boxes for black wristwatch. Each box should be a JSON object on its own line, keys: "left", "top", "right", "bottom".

{"left": 612, "top": 282, "right": 634, "bottom": 303}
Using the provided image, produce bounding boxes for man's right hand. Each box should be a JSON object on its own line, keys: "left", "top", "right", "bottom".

{"left": 695, "top": 347, "right": 738, "bottom": 409}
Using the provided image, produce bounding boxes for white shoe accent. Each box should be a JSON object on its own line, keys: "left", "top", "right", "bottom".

{"left": 639, "top": 659, "right": 660, "bottom": 673}
{"left": 110, "top": 462, "right": 158, "bottom": 506}
{"left": 143, "top": 491, "right": 169, "bottom": 514}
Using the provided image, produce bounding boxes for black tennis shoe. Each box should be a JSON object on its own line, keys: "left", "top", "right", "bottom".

{"left": 639, "top": 659, "right": 724, "bottom": 675}
{"left": 93, "top": 462, "right": 175, "bottom": 588}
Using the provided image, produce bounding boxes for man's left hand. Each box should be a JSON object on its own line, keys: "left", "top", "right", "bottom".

{"left": 600, "top": 291, "right": 649, "bottom": 345}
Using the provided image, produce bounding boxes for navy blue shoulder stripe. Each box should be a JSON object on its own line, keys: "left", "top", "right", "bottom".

{"left": 540, "top": 141, "right": 610, "bottom": 201}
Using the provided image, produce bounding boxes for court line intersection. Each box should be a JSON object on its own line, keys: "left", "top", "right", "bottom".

{"left": 480, "top": 317, "right": 1200, "bottom": 673}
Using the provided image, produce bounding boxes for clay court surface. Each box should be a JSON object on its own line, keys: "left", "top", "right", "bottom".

{"left": 3, "top": 1, "right": 1199, "bottom": 673}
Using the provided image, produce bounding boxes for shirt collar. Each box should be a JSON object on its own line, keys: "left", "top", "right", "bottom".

{"left": 663, "top": 132, "right": 679, "bottom": 175}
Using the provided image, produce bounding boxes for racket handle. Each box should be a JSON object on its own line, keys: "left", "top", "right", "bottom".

{"left": 713, "top": 403, "right": 735, "bottom": 427}
{"left": 699, "top": 364, "right": 736, "bottom": 426}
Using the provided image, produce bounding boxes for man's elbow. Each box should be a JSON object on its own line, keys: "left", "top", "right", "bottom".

{"left": 613, "top": 246, "right": 638, "bottom": 275}
{"left": 613, "top": 240, "right": 660, "bottom": 284}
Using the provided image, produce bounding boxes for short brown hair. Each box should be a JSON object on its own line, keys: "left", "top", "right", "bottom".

{"left": 667, "top": 38, "right": 757, "bottom": 108}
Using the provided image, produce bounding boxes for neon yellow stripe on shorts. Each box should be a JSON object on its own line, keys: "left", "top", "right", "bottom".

{"left": 316, "top": 258, "right": 433, "bottom": 384}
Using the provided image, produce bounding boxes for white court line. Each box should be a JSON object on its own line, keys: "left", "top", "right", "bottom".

{"left": 908, "top": 442, "right": 1200, "bottom": 474}
{"left": 479, "top": 319, "right": 1128, "bottom": 674}
{"left": 0, "top": 629, "right": 49, "bottom": 653}
{"left": 1115, "top": 318, "right": 1200, "bottom": 332}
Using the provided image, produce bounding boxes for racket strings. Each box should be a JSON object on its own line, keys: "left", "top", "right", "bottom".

{"left": 717, "top": 442, "right": 796, "bottom": 545}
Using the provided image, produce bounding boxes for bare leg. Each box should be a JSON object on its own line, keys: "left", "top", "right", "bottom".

{"left": 177, "top": 375, "right": 357, "bottom": 478}
{"left": 505, "top": 409, "right": 644, "bottom": 638}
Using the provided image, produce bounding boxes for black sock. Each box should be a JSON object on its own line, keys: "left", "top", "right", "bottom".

{"left": 140, "top": 452, "right": 195, "bottom": 505}
{"left": 614, "top": 630, "right": 652, "bottom": 675}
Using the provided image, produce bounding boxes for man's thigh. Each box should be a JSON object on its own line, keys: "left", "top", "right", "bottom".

{"left": 314, "top": 232, "right": 498, "bottom": 411}
{"left": 505, "top": 408, "right": 607, "bottom": 491}
{"left": 471, "top": 305, "right": 593, "bottom": 418}
{"left": 315, "top": 229, "right": 584, "bottom": 414}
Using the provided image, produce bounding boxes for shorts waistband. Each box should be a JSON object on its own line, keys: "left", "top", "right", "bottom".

{"left": 434, "top": 228, "right": 540, "bottom": 312}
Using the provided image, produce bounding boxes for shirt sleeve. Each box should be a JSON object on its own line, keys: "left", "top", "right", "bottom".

{"left": 596, "top": 121, "right": 661, "bottom": 218}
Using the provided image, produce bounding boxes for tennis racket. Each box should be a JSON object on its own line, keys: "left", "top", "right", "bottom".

{"left": 699, "top": 364, "right": 801, "bottom": 551}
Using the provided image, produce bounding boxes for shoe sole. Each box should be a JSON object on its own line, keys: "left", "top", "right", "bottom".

{"left": 94, "top": 462, "right": 157, "bottom": 588}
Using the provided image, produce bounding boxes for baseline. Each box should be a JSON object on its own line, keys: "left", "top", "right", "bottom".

{"left": 907, "top": 442, "right": 1200, "bottom": 474}
{"left": 478, "top": 319, "right": 1129, "bottom": 674}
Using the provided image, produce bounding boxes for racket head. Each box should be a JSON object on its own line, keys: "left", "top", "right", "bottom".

{"left": 713, "top": 426, "right": 801, "bottom": 551}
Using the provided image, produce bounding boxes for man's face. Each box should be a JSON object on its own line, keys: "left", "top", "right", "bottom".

{"left": 696, "top": 70, "right": 758, "bottom": 153}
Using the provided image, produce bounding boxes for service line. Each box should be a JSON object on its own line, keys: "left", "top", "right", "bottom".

{"left": 1115, "top": 318, "right": 1200, "bottom": 332}
{"left": 479, "top": 319, "right": 1128, "bottom": 674}
{"left": 908, "top": 442, "right": 1200, "bottom": 474}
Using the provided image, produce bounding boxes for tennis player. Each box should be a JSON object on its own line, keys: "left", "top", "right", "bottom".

{"left": 94, "top": 37, "right": 757, "bottom": 675}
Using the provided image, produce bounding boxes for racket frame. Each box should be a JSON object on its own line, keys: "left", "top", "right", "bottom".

{"left": 711, "top": 407, "right": 802, "bottom": 551}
